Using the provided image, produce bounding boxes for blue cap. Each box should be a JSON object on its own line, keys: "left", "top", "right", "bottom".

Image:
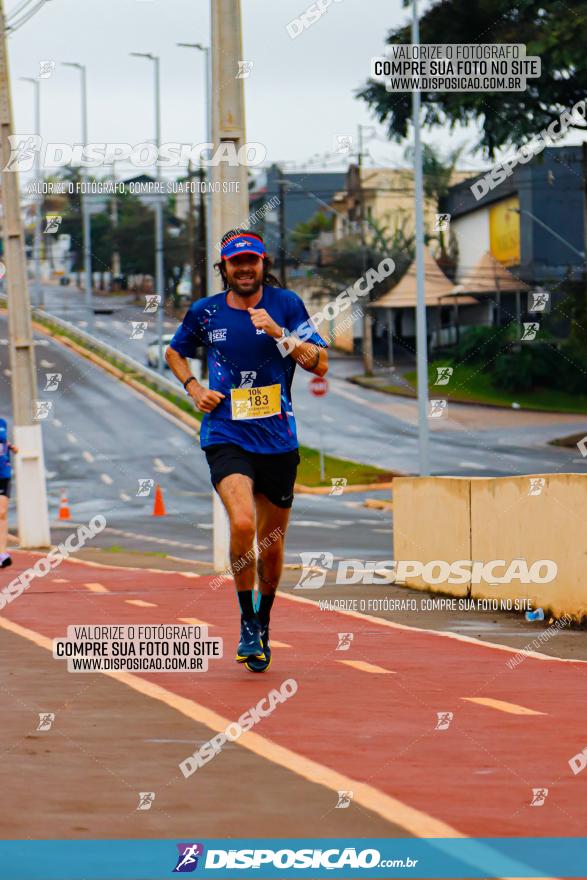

{"left": 221, "top": 233, "right": 266, "bottom": 261}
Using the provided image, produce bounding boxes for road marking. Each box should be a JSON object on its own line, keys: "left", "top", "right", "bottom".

{"left": 271, "top": 639, "right": 291, "bottom": 648}
{"left": 154, "top": 457, "right": 174, "bottom": 474}
{"left": 100, "top": 474, "right": 113, "bottom": 485}
{"left": 178, "top": 617, "right": 213, "bottom": 628}
{"left": 125, "top": 599, "right": 157, "bottom": 608}
{"left": 82, "top": 451, "right": 95, "bottom": 463}
{"left": 66, "top": 433, "right": 77, "bottom": 444}
{"left": 53, "top": 418, "right": 62, "bottom": 427}
{"left": 338, "top": 660, "right": 395, "bottom": 674}
{"left": 461, "top": 697, "right": 545, "bottom": 716}
{"left": 83, "top": 582, "right": 109, "bottom": 593}
{"left": 459, "top": 461, "right": 487, "bottom": 471}
{"left": 0, "top": 615, "right": 470, "bottom": 841}
{"left": 280, "top": 591, "right": 587, "bottom": 665}
{"left": 52, "top": 578, "right": 69, "bottom": 583}
{"left": 120, "top": 492, "right": 131, "bottom": 502}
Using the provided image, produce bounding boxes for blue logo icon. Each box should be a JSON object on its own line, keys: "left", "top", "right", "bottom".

{"left": 525, "top": 608, "right": 545, "bottom": 622}
{"left": 173, "top": 843, "right": 204, "bottom": 872}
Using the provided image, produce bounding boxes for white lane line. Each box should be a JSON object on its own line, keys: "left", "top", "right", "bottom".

{"left": 154, "top": 457, "right": 175, "bottom": 474}
{"left": 82, "top": 451, "right": 95, "bottom": 463}
{"left": 120, "top": 491, "right": 131, "bottom": 502}
{"left": 66, "top": 433, "right": 78, "bottom": 444}
{"left": 53, "top": 418, "right": 62, "bottom": 427}
{"left": 100, "top": 525, "right": 208, "bottom": 552}
{"left": 291, "top": 520, "right": 338, "bottom": 529}
{"left": 459, "top": 461, "right": 487, "bottom": 470}
{"left": 100, "top": 473, "right": 113, "bottom": 485}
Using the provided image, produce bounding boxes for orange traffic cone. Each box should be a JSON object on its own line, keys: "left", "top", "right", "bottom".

{"left": 58, "top": 490, "right": 71, "bottom": 520}
{"left": 152, "top": 484, "right": 166, "bottom": 517}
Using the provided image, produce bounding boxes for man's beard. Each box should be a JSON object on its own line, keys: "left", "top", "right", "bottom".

{"left": 230, "top": 275, "right": 262, "bottom": 296}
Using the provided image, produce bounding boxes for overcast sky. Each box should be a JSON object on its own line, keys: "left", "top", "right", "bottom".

{"left": 7, "top": 0, "right": 486, "bottom": 179}
{"left": 6, "top": 0, "right": 582, "bottom": 181}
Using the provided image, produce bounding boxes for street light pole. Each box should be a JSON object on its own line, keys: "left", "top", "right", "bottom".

{"left": 411, "top": 0, "right": 431, "bottom": 476}
{"left": 357, "top": 123, "right": 373, "bottom": 375}
{"left": 130, "top": 52, "right": 165, "bottom": 375}
{"left": 20, "top": 76, "right": 42, "bottom": 309}
{"left": 177, "top": 42, "right": 213, "bottom": 300}
{"left": 62, "top": 62, "right": 92, "bottom": 322}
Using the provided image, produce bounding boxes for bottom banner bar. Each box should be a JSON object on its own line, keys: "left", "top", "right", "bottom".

{"left": 0, "top": 837, "right": 584, "bottom": 879}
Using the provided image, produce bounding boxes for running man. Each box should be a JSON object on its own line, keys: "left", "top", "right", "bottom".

{"left": 0, "top": 418, "right": 18, "bottom": 569}
{"left": 166, "top": 230, "right": 328, "bottom": 672}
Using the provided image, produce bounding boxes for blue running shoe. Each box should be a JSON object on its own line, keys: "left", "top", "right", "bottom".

{"left": 244, "top": 622, "right": 271, "bottom": 673}
{"left": 236, "top": 616, "right": 265, "bottom": 664}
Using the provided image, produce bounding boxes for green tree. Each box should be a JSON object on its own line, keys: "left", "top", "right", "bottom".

{"left": 358, "top": 0, "right": 587, "bottom": 156}
{"left": 291, "top": 210, "right": 334, "bottom": 257}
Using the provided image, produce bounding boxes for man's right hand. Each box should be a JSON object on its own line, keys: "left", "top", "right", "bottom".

{"left": 190, "top": 385, "right": 225, "bottom": 413}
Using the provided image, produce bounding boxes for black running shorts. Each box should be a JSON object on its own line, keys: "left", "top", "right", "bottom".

{"left": 0, "top": 478, "right": 11, "bottom": 498}
{"left": 204, "top": 444, "right": 300, "bottom": 509}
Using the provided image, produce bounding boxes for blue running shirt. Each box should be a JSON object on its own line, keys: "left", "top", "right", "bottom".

{"left": 169, "top": 286, "right": 327, "bottom": 454}
{"left": 0, "top": 439, "right": 11, "bottom": 479}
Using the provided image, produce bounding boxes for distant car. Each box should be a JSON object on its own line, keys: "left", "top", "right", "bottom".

{"left": 147, "top": 334, "right": 174, "bottom": 369}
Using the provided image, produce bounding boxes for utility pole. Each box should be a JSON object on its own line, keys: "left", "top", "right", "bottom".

{"left": 357, "top": 123, "right": 374, "bottom": 376}
{"left": 210, "top": 0, "right": 250, "bottom": 572}
{"left": 0, "top": 0, "right": 50, "bottom": 547}
{"left": 412, "top": 0, "right": 431, "bottom": 475}
{"left": 278, "top": 177, "right": 286, "bottom": 287}
{"left": 20, "top": 76, "right": 42, "bottom": 309}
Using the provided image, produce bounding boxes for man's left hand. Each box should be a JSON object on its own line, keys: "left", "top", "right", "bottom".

{"left": 247, "top": 307, "right": 282, "bottom": 339}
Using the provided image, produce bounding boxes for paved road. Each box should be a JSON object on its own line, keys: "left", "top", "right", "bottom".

{"left": 1, "top": 552, "right": 585, "bottom": 851}
{"left": 33, "top": 283, "right": 587, "bottom": 478}
{"left": 0, "top": 313, "right": 391, "bottom": 562}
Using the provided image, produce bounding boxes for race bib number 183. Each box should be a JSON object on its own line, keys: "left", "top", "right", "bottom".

{"left": 230, "top": 384, "right": 281, "bottom": 420}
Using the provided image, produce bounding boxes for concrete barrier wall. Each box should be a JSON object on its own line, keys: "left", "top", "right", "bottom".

{"left": 393, "top": 472, "right": 587, "bottom": 621}
{"left": 393, "top": 476, "right": 471, "bottom": 596}
{"left": 470, "top": 473, "right": 587, "bottom": 619}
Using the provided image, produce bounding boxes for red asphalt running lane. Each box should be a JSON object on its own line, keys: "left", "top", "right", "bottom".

{"left": 2, "top": 551, "right": 586, "bottom": 839}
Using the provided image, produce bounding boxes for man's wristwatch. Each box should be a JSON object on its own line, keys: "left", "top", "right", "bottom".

{"left": 183, "top": 376, "right": 197, "bottom": 394}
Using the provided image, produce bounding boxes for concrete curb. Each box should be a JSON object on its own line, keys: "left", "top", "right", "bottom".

{"left": 294, "top": 480, "right": 395, "bottom": 495}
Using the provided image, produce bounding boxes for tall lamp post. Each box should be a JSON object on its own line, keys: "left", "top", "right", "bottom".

{"left": 177, "top": 42, "right": 213, "bottom": 301}
{"left": 411, "top": 0, "right": 431, "bottom": 475}
{"left": 61, "top": 62, "right": 93, "bottom": 321}
{"left": 130, "top": 51, "right": 165, "bottom": 375}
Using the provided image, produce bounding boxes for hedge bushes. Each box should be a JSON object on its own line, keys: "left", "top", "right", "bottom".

{"left": 452, "top": 326, "right": 587, "bottom": 394}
